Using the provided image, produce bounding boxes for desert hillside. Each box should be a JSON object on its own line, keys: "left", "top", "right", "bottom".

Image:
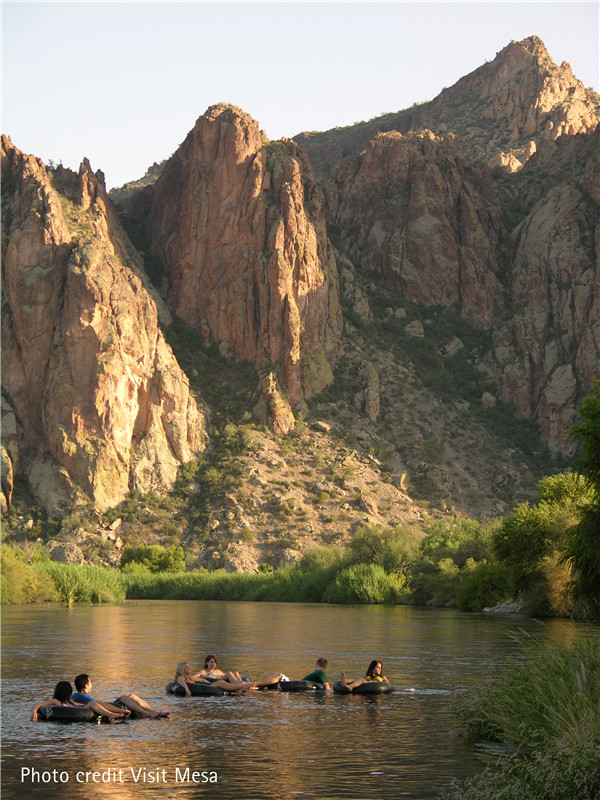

{"left": 2, "top": 36, "right": 598, "bottom": 572}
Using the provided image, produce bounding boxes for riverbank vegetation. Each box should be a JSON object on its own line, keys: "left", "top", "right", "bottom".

{"left": 444, "top": 635, "right": 600, "bottom": 800}
{"left": 3, "top": 381, "right": 599, "bottom": 617}
{"left": 0, "top": 477, "right": 593, "bottom": 613}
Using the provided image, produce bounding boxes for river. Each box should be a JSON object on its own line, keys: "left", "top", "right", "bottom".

{"left": 0, "top": 601, "right": 585, "bottom": 799}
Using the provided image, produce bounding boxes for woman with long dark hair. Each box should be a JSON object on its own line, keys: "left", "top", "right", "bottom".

{"left": 339, "top": 660, "right": 389, "bottom": 690}
{"left": 31, "top": 681, "right": 129, "bottom": 722}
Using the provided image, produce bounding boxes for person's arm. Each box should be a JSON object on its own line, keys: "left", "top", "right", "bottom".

{"left": 190, "top": 670, "right": 211, "bottom": 682}
{"left": 31, "top": 699, "right": 58, "bottom": 721}
{"left": 177, "top": 675, "right": 192, "bottom": 697}
{"left": 190, "top": 673, "right": 210, "bottom": 683}
{"left": 318, "top": 671, "right": 330, "bottom": 690}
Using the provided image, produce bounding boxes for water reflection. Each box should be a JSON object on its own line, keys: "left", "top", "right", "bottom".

{"left": 1, "top": 601, "right": 589, "bottom": 799}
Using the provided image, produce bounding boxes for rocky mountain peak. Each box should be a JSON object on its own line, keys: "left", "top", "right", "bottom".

{"left": 450, "top": 35, "right": 599, "bottom": 162}
{"left": 295, "top": 36, "right": 599, "bottom": 176}
{"left": 148, "top": 105, "right": 342, "bottom": 431}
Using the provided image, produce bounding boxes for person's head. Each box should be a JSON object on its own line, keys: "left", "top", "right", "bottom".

{"left": 204, "top": 655, "right": 217, "bottom": 669}
{"left": 53, "top": 681, "right": 73, "bottom": 703}
{"left": 175, "top": 662, "right": 190, "bottom": 679}
{"left": 74, "top": 673, "right": 90, "bottom": 692}
{"left": 316, "top": 658, "right": 328, "bottom": 670}
{"left": 366, "top": 660, "right": 382, "bottom": 677}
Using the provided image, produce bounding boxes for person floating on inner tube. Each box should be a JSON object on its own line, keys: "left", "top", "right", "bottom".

{"left": 339, "top": 660, "right": 389, "bottom": 690}
{"left": 174, "top": 662, "right": 257, "bottom": 696}
{"left": 193, "top": 656, "right": 284, "bottom": 689}
{"left": 73, "top": 674, "right": 169, "bottom": 719}
{"left": 31, "top": 681, "right": 129, "bottom": 722}
{"left": 301, "top": 658, "right": 331, "bottom": 690}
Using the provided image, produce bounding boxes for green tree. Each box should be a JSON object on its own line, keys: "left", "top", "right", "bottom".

{"left": 563, "top": 378, "right": 600, "bottom": 620}
{"left": 120, "top": 544, "right": 185, "bottom": 573}
{"left": 347, "top": 524, "right": 422, "bottom": 580}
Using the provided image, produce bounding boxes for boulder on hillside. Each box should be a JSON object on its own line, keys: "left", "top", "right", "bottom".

{"left": 46, "top": 541, "right": 86, "bottom": 565}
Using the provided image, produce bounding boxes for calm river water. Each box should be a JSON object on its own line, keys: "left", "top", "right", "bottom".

{"left": 0, "top": 601, "right": 586, "bottom": 800}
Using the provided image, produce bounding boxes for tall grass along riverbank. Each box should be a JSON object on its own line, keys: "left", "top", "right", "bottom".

{"left": 444, "top": 634, "right": 600, "bottom": 800}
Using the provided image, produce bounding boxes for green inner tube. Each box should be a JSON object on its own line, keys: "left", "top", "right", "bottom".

{"left": 166, "top": 681, "right": 225, "bottom": 697}
{"left": 39, "top": 705, "right": 97, "bottom": 722}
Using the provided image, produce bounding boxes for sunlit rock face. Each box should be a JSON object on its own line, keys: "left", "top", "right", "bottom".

{"left": 323, "top": 130, "right": 506, "bottom": 330}
{"left": 490, "top": 131, "right": 600, "bottom": 455}
{"left": 324, "top": 124, "right": 600, "bottom": 456}
{"left": 296, "top": 36, "right": 600, "bottom": 176}
{"left": 1, "top": 136, "right": 208, "bottom": 514}
{"left": 148, "top": 105, "right": 342, "bottom": 428}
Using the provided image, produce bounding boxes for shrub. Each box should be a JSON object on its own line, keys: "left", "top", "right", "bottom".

{"left": 447, "top": 636, "right": 600, "bottom": 796}
{"left": 519, "top": 554, "right": 571, "bottom": 617}
{"left": 492, "top": 502, "right": 573, "bottom": 589}
{"left": 562, "top": 378, "right": 600, "bottom": 620}
{"left": 537, "top": 471, "right": 593, "bottom": 506}
{"left": 347, "top": 524, "right": 423, "bottom": 579}
{"left": 453, "top": 635, "right": 600, "bottom": 750}
{"left": 0, "top": 545, "right": 58, "bottom": 604}
{"left": 324, "top": 563, "right": 403, "bottom": 604}
{"left": 35, "top": 562, "right": 126, "bottom": 605}
{"left": 410, "top": 517, "right": 499, "bottom": 607}
{"left": 454, "top": 561, "right": 512, "bottom": 612}
{"left": 443, "top": 735, "right": 600, "bottom": 800}
{"left": 420, "top": 516, "right": 487, "bottom": 563}
{"left": 120, "top": 544, "right": 185, "bottom": 573}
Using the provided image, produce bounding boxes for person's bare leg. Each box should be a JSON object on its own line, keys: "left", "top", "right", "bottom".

{"left": 223, "top": 671, "right": 243, "bottom": 683}
{"left": 212, "top": 679, "right": 256, "bottom": 691}
{"left": 119, "top": 694, "right": 169, "bottom": 718}
{"left": 255, "top": 672, "right": 283, "bottom": 688}
{"left": 87, "top": 700, "right": 126, "bottom": 722}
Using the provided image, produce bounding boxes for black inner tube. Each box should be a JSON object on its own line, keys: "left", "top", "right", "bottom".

{"left": 166, "top": 681, "right": 225, "bottom": 697}
{"left": 332, "top": 680, "right": 394, "bottom": 694}
{"left": 39, "top": 705, "right": 97, "bottom": 722}
{"left": 278, "top": 680, "right": 324, "bottom": 692}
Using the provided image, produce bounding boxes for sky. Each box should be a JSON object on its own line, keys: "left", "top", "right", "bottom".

{"left": 2, "top": 1, "right": 599, "bottom": 189}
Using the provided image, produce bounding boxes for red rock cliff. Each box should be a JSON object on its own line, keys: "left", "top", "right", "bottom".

{"left": 148, "top": 106, "right": 342, "bottom": 428}
{"left": 324, "top": 125, "right": 599, "bottom": 456}
{"left": 490, "top": 130, "right": 600, "bottom": 454}
{"left": 1, "top": 136, "right": 208, "bottom": 514}
{"left": 296, "top": 36, "right": 600, "bottom": 176}
{"left": 325, "top": 130, "right": 506, "bottom": 329}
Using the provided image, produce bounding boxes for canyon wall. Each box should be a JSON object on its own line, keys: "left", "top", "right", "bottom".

{"left": 1, "top": 137, "right": 208, "bottom": 514}
{"left": 148, "top": 105, "right": 342, "bottom": 428}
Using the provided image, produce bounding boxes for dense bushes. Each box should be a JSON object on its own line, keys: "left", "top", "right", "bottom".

{"left": 1, "top": 546, "right": 58, "bottom": 604}
{"left": 562, "top": 378, "right": 600, "bottom": 621}
{"left": 35, "top": 562, "right": 126, "bottom": 606}
{"left": 324, "top": 563, "right": 403, "bottom": 604}
{"left": 445, "top": 636, "right": 600, "bottom": 800}
{"left": 1, "top": 467, "right": 593, "bottom": 613}
{"left": 444, "top": 736, "right": 600, "bottom": 800}
{"left": 121, "top": 544, "right": 185, "bottom": 573}
{"left": 491, "top": 471, "right": 591, "bottom": 615}
{"left": 409, "top": 517, "right": 502, "bottom": 610}
{"left": 348, "top": 524, "right": 423, "bottom": 578}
